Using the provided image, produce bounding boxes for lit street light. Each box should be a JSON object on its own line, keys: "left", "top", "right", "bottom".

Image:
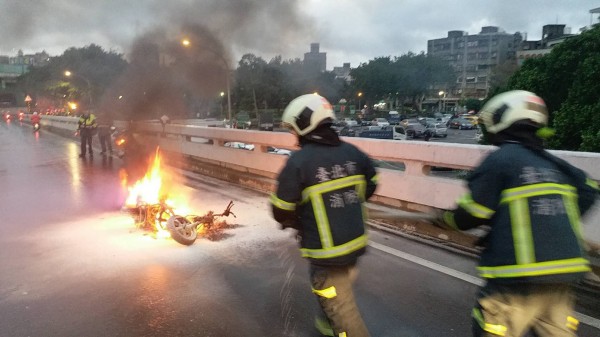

{"left": 438, "top": 90, "right": 446, "bottom": 112}
{"left": 182, "top": 38, "right": 232, "bottom": 127}
{"left": 357, "top": 92, "right": 363, "bottom": 110}
{"left": 68, "top": 102, "right": 78, "bottom": 115}
{"left": 220, "top": 92, "right": 225, "bottom": 118}
{"left": 64, "top": 70, "right": 93, "bottom": 108}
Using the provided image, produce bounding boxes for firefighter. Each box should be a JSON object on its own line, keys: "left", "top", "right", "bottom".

{"left": 77, "top": 110, "right": 97, "bottom": 158}
{"left": 433, "top": 90, "right": 599, "bottom": 337}
{"left": 270, "top": 94, "right": 378, "bottom": 337}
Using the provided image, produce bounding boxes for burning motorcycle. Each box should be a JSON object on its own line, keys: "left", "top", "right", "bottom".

{"left": 125, "top": 197, "right": 236, "bottom": 246}
{"left": 116, "top": 131, "right": 237, "bottom": 246}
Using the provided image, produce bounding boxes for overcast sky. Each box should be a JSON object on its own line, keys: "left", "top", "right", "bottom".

{"left": 1, "top": 0, "right": 598, "bottom": 70}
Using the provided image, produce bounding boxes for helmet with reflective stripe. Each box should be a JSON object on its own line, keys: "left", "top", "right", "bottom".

{"left": 282, "top": 94, "right": 335, "bottom": 136}
{"left": 479, "top": 90, "right": 548, "bottom": 134}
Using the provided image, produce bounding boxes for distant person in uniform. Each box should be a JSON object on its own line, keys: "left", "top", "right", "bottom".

{"left": 77, "top": 110, "right": 97, "bottom": 158}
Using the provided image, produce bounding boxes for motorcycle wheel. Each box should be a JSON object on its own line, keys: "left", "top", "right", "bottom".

{"left": 167, "top": 215, "right": 197, "bottom": 246}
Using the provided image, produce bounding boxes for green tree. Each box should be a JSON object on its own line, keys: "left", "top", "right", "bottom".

{"left": 393, "top": 52, "right": 454, "bottom": 112}
{"left": 350, "top": 53, "right": 453, "bottom": 112}
{"left": 232, "top": 54, "right": 348, "bottom": 115}
{"left": 16, "top": 44, "right": 127, "bottom": 112}
{"left": 506, "top": 26, "right": 600, "bottom": 151}
{"left": 351, "top": 56, "right": 396, "bottom": 108}
{"left": 462, "top": 98, "right": 483, "bottom": 112}
{"left": 235, "top": 54, "right": 268, "bottom": 112}
{"left": 489, "top": 60, "right": 519, "bottom": 92}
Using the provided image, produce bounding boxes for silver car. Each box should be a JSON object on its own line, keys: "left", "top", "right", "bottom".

{"left": 426, "top": 122, "right": 448, "bottom": 138}
{"left": 371, "top": 118, "right": 390, "bottom": 127}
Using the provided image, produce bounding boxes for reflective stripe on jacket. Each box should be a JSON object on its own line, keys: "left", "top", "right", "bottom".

{"left": 78, "top": 114, "right": 97, "bottom": 129}
{"left": 271, "top": 141, "right": 378, "bottom": 265}
{"left": 450, "top": 143, "right": 597, "bottom": 283}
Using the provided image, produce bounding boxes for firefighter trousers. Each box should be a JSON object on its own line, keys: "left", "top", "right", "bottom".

{"left": 310, "top": 263, "right": 370, "bottom": 337}
{"left": 472, "top": 282, "right": 578, "bottom": 337}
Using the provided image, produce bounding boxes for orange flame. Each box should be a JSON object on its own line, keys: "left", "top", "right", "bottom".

{"left": 124, "top": 148, "right": 164, "bottom": 207}
{"left": 122, "top": 147, "right": 178, "bottom": 238}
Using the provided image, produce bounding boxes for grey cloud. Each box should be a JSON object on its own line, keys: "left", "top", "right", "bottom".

{"left": 0, "top": 0, "right": 597, "bottom": 69}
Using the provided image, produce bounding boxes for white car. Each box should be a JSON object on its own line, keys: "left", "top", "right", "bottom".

{"left": 392, "top": 126, "right": 408, "bottom": 140}
{"left": 371, "top": 118, "right": 390, "bottom": 127}
{"left": 267, "top": 146, "right": 292, "bottom": 156}
{"left": 224, "top": 142, "right": 255, "bottom": 151}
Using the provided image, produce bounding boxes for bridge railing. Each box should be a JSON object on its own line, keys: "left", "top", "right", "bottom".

{"left": 41, "top": 116, "right": 600, "bottom": 246}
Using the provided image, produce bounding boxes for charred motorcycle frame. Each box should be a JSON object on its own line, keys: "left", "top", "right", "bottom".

{"left": 126, "top": 199, "right": 236, "bottom": 246}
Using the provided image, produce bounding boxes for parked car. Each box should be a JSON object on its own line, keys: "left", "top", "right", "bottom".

{"left": 371, "top": 117, "right": 390, "bottom": 127}
{"left": 234, "top": 112, "right": 251, "bottom": 129}
{"left": 425, "top": 122, "right": 448, "bottom": 137}
{"left": 448, "top": 118, "right": 476, "bottom": 130}
{"left": 406, "top": 123, "right": 427, "bottom": 138}
{"left": 337, "top": 125, "right": 357, "bottom": 137}
{"left": 393, "top": 125, "right": 408, "bottom": 140}
{"left": 400, "top": 119, "right": 426, "bottom": 138}
{"left": 359, "top": 119, "right": 372, "bottom": 126}
{"left": 460, "top": 114, "right": 479, "bottom": 125}
{"left": 224, "top": 142, "right": 255, "bottom": 150}
{"left": 399, "top": 118, "right": 420, "bottom": 127}
{"left": 342, "top": 117, "right": 358, "bottom": 127}
{"left": 267, "top": 146, "right": 292, "bottom": 156}
{"left": 419, "top": 117, "right": 439, "bottom": 126}
{"left": 388, "top": 111, "right": 405, "bottom": 125}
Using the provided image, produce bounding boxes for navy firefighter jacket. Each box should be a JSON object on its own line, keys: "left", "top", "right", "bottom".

{"left": 271, "top": 141, "right": 378, "bottom": 266}
{"left": 444, "top": 142, "right": 599, "bottom": 283}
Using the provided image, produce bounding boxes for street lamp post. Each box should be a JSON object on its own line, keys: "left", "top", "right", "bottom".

{"left": 438, "top": 90, "right": 446, "bottom": 112}
{"left": 220, "top": 92, "right": 225, "bottom": 119}
{"left": 357, "top": 92, "right": 363, "bottom": 110}
{"left": 64, "top": 70, "right": 92, "bottom": 108}
{"left": 182, "top": 38, "right": 232, "bottom": 127}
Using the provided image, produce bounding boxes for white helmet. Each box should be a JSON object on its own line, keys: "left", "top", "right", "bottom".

{"left": 479, "top": 90, "right": 548, "bottom": 134}
{"left": 33, "top": 111, "right": 38, "bottom": 115}
{"left": 282, "top": 94, "right": 335, "bottom": 136}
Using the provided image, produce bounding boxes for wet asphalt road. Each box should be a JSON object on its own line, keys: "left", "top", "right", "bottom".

{"left": 0, "top": 120, "right": 598, "bottom": 337}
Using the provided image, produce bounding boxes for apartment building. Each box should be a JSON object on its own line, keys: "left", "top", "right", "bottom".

{"left": 303, "top": 43, "right": 326, "bottom": 73}
{"left": 427, "top": 26, "right": 522, "bottom": 101}
{"left": 517, "top": 24, "right": 574, "bottom": 66}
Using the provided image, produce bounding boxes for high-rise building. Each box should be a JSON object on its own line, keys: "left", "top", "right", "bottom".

{"left": 427, "top": 26, "right": 522, "bottom": 100}
{"left": 303, "top": 43, "right": 326, "bottom": 73}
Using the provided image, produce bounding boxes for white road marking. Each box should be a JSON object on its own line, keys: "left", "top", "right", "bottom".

{"left": 369, "top": 241, "right": 484, "bottom": 286}
{"left": 369, "top": 241, "right": 600, "bottom": 330}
